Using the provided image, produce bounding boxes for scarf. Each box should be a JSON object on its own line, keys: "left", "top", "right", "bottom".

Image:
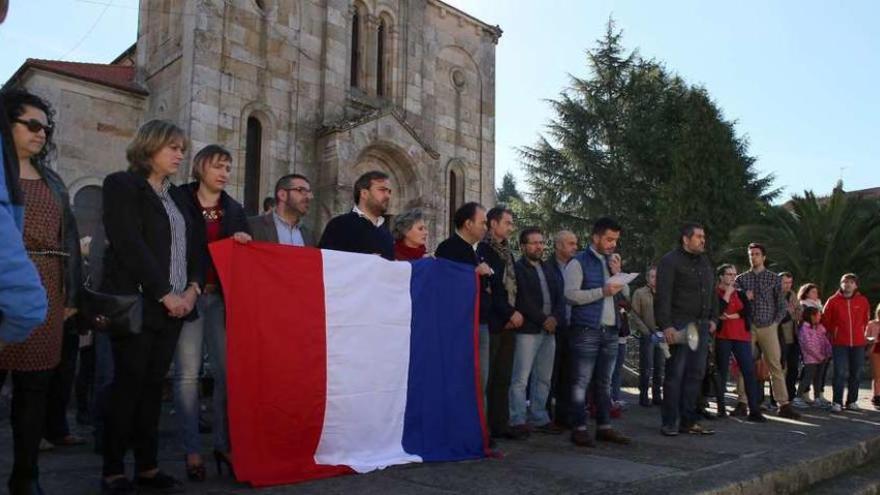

{"left": 393, "top": 240, "right": 427, "bottom": 261}
{"left": 486, "top": 235, "right": 517, "bottom": 306}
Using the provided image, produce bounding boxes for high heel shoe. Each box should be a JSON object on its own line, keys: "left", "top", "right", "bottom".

{"left": 213, "top": 450, "right": 236, "bottom": 479}
{"left": 184, "top": 455, "right": 207, "bottom": 482}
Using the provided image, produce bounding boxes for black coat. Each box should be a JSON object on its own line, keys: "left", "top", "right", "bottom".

{"left": 318, "top": 211, "right": 394, "bottom": 261}
{"left": 481, "top": 240, "right": 517, "bottom": 333}
{"left": 182, "top": 182, "right": 249, "bottom": 290}
{"left": 435, "top": 233, "right": 490, "bottom": 324}
{"left": 101, "top": 171, "right": 205, "bottom": 328}
{"left": 514, "top": 257, "right": 565, "bottom": 334}
{"left": 654, "top": 247, "right": 719, "bottom": 330}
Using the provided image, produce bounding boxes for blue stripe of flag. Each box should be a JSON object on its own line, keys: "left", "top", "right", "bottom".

{"left": 402, "top": 258, "right": 485, "bottom": 461}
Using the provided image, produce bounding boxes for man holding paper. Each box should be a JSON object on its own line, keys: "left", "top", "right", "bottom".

{"left": 563, "top": 217, "right": 631, "bottom": 447}
{"left": 654, "top": 223, "right": 719, "bottom": 437}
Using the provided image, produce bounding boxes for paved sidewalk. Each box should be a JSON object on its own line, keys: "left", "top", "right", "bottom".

{"left": 2, "top": 385, "right": 879, "bottom": 494}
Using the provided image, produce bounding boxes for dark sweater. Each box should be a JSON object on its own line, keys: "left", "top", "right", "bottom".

{"left": 435, "top": 233, "right": 490, "bottom": 324}
{"left": 514, "top": 257, "right": 564, "bottom": 334}
{"left": 654, "top": 247, "right": 719, "bottom": 330}
{"left": 318, "top": 211, "right": 394, "bottom": 260}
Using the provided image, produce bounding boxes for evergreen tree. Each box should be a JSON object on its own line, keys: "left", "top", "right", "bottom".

{"left": 519, "top": 19, "right": 777, "bottom": 269}
{"left": 496, "top": 171, "right": 524, "bottom": 204}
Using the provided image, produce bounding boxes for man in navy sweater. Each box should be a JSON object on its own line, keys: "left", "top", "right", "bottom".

{"left": 319, "top": 170, "right": 394, "bottom": 260}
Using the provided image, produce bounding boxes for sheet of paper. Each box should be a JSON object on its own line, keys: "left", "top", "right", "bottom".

{"left": 607, "top": 272, "right": 639, "bottom": 286}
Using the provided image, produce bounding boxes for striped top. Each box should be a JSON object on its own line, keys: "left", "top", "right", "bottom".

{"left": 157, "top": 179, "right": 188, "bottom": 293}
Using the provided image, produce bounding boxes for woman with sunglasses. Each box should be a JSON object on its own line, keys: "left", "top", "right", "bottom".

{"left": 0, "top": 88, "right": 83, "bottom": 495}
{"left": 173, "top": 144, "right": 250, "bottom": 481}
{"left": 100, "top": 120, "right": 204, "bottom": 494}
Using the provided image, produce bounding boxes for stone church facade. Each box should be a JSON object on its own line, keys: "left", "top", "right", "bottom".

{"left": 7, "top": 0, "right": 501, "bottom": 244}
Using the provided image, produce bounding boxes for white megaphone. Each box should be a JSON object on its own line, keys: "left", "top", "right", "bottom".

{"left": 669, "top": 322, "right": 700, "bottom": 350}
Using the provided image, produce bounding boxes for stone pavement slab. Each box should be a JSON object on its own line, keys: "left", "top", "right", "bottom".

{"left": 2, "top": 385, "right": 880, "bottom": 494}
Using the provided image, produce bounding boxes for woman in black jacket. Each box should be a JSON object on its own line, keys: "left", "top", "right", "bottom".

{"left": 173, "top": 145, "right": 250, "bottom": 481}
{"left": 100, "top": 120, "right": 204, "bottom": 494}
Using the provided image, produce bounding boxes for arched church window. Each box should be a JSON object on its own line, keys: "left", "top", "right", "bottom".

{"left": 350, "top": 9, "right": 361, "bottom": 88}
{"left": 448, "top": 169, "right": 459, "bottom": 236}
{"left": 244, "top": 116, "right": 263, "bottom": 215}
{"left": 376, "top": 19, "right": 386, "bottom": 97}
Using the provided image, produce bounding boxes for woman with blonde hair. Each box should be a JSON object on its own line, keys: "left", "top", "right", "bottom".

{"left": 100, "top": 120, "right": 204, "bottom": 494}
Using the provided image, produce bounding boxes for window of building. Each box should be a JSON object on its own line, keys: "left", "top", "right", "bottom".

{"left": 350, "top": 9, "right": 360, "bottom": 88}
{"left": 244, "top": 116, "right": 263, "bottom": 215}
{"left": 448, "top": 169, "right": 459, "bottom": 237}
{"left": 376, "top": 19, "right": 386, "bottom": 97}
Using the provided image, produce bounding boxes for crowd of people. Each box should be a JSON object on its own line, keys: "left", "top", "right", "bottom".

{"left": 1, "top": 85, "right": 880, "bottom": 495}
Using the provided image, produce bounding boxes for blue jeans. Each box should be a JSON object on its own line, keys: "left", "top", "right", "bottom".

{"left": 715, "top": 338, "right": 759, "bottom": 414}
{"left": 639, "top": 333, "right": 665, "bottom": 401}
{"left": 508, "top": 332, "right": 556, "bottom": 426}
{"left": 173, "top": 293, "right": 229, "bottom": 454}
{"left": 662, "top": 323, "right": 709, "bottom": 429}
{"left": 92, "top": 331, "right": 115, "bottom": 448}
{"left": 832, "top": 345, "right": 865, "bottom": 406}
{"left": 611, "top": 341, "right": 627, "bottom": 402}
{"left": 569, "top": 325, "right": 618, "bottom": 428}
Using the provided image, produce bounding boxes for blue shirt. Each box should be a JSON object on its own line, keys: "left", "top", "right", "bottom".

{"left": 273, "top": 212, "right": 305, "bottom": 247}
{"left": 0, "top": 137, "right": 49, "bottom": 343}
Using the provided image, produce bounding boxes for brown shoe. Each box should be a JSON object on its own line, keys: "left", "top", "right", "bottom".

{"left": 680, "top": 423, "right": 714, "bottom": 435}
{"left": 570, "top": 429, "right": 596, "bottom": 447}
{"left": 534, "top": 422, "right": 565, "bottom": 435}
{"left": 778, "top": 404, "right": 801, "bottom": 420}
{"left": 596, "top": 428, "right": 631, "bottom": 445}
{"left": 730, "top": 403, "right": 748, "bottom": 417}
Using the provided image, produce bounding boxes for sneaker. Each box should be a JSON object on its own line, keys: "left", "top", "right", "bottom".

{"left": 134, "top": 471, "right": 184, "bottom": 493}
{"left": 660, "top": 425, "right": 679, "bottom": 436}
{"left": 791, "top": 397, "right": 809, "bottom": 409}
{"left": 38, "top": 439, "right": 55, "bottom": 452}
{"left": 816, "top": 398, "right": 833, "bottom": 409}
{"left": 571, "top": 429, "right": 596, "bottom": 447}
{"left": 747, "top": 413, "right": 768, "bottom": 423}
{"left": 596, "top": 428, "right": 631, "bottom": 444}
{"left": 778, "top": 404, "right": 801, "bottom": 419}
{"left": 831, "top": 403, "right": 843, "bottom": 413}
{"left": 730, "top": 403, "right": 749, "bottom": 417}
{"left": 846, "top": 402, "right": 861, "bottom": 411}
{"left": 680, "top": 423, "right": 714, "bottom": 435}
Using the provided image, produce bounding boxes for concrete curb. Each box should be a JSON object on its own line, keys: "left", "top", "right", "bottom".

{"left": 710, "top": 434, "right": 880, "bottom": 495}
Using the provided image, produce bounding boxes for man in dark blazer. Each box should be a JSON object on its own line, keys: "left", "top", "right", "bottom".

{"left": 436, "top": 204, "right": 493, "bottom": 383}
{"left": 248, "top": 174, "right": 315, "bottom": 246}
{"left": 508, "top": 227, "right": 565, "bottom": 437}
{"left": 318, "top": 170, "right": 393, "bottom": 260}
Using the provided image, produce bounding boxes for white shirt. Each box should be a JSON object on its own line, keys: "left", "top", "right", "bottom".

{"left": 353, "top": 205, "right": 385, "bottom": 227}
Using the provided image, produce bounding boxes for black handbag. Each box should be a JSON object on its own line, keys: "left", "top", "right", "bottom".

{"left": 81, "top": 278, "right": 143, "bottom": 338}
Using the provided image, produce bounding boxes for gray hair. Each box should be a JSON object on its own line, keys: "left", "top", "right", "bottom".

{"left": 392, "top": 208, "right": 425, "bottom": 241}
{"left": 553, "top": 230, "right": 576, "bottom": 247}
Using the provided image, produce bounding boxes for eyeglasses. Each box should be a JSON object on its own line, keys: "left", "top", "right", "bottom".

{"left": 284, "top": 186, "right": 313, "bottom": 196}
{"left": 14, "top": 118, "right": 53, "bottom": 135}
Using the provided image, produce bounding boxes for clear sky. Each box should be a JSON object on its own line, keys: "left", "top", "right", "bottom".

{"left": 1, "top": 1, "right": 877, "bottom": 200}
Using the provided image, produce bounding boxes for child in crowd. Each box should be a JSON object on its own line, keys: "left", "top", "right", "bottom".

{"left": 866, "top": 303, "right": 880, "bottom": 408}
{"left": 793, "top": 306, "right": 832, "bottom": 408}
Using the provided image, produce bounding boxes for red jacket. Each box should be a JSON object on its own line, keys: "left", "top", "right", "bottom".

{"left": 822, "top": 291, "right": 871, "bottom": 347}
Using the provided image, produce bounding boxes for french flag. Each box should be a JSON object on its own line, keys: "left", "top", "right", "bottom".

{"left": 209, "top": 239, "right": 488, "bottom": 487}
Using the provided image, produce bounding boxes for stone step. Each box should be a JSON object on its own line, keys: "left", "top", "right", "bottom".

{"left": 801, "top": 454, "right": 880, "bottom": 495}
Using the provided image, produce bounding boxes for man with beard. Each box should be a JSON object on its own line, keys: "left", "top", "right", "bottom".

{"left": 249, "top": 174, "right": 316, "bottom": 246}
{"left": 655, "top": 223, "right": 718, "bottom": 436}
{"left": 319, "top": 170, "right": 394, "bottom": 260}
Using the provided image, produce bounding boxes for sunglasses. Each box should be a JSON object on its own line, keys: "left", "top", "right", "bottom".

{"left": 14, "top": 118, "right": 54, "bottom": 135}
